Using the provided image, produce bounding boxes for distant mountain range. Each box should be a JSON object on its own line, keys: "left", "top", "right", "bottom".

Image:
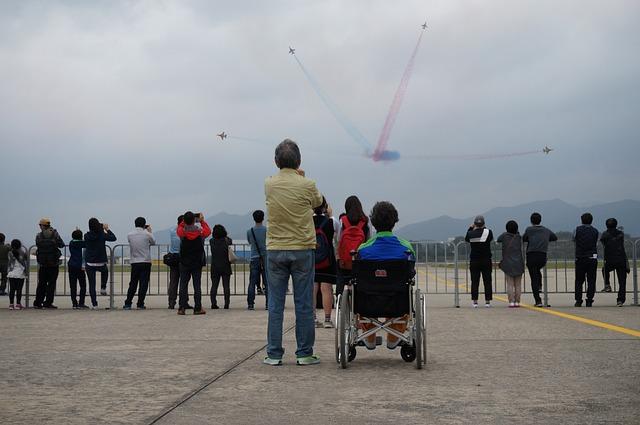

{"left": 154, "top": 199, "right": 640, "bottom": 245}
{"left": 396, "top": 199, "right": 640, "bottom": 240}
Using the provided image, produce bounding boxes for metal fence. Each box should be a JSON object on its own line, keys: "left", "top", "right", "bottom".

{"left": 19, "top": 239, "right": 640, "bottom": 308}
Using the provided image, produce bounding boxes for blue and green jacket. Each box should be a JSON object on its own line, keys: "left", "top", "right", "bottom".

{"left": 357, "top": 232, "right": 415, "bottom": 261}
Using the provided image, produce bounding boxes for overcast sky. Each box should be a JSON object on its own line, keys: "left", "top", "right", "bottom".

{"left": 1, "top": 0, "right": 639, "bottom": 242}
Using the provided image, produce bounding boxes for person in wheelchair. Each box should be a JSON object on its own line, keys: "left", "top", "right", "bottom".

{"left": 356, "top": 201, "right": 416, "bottom": 349}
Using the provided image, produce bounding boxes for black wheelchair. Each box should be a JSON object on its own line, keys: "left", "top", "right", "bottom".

{"left": 335, "top": 258, "right": 427, "bottom": 369}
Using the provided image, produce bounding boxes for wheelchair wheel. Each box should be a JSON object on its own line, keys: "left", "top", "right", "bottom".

{"left": 338, "top": 289, "right": 352, "bottom": 369}
{"left": 348, "top": 346, "right": 357, "bottom": 362}
{"left": 334, "top": 294, "right": 341, "bottom": 364}
{"left": 415, "top": 288, "right": 424, "bottom": 370}
{"left": 400, "top": 344, "right": 416, "bottom": 362}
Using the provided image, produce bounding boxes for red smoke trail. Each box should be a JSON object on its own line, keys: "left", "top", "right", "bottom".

{"left": 373, "top": 30, "right": 425, "bottom": 161}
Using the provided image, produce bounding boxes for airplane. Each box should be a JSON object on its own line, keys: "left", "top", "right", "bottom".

{"left": 421, "top": 21, "right": 428, "bottom": 30}
{"left": 543, "top": 145, "right": 553, "bottom": 154}
{"left": 288, "top": 46, "right": 295, "bottom": 55}
{"left": 217, "top": 132, "right": 227, "bottom": 141}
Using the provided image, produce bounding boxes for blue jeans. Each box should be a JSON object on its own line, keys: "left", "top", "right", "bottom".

{"left": 247, "top": 258, "right": 268, "bottom": 307}
{"left": 266, "top": 250, "right": 315, "bottom": 359}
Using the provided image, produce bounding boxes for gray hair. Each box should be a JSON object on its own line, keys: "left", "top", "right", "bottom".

{"left": 274, "top": 139, "right": 301, "bottom": 170}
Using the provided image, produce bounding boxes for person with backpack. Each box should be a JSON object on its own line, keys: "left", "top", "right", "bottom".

{"left": 166, "top": 215, "right": 192, "bottom": 310}
{"left": 34, "top": 218, "right": 65, "bottom": 309}
{"left": 600, "top": 218, "right": 630, "bottom": 306}
{"left": 313, "top": 197, "right": 337, "bottom": 328}
{"left": 7, "top": 239, "right": 28, "bottom": 310}
{"left": 177, "top": 211, "right": 211, "bottom": 315}
{"left": 209, "top": 224, "right": 233, "bottom": 310}
{"left": 84, "top": 218, "right": 116, "bottom": 309}
{"left": 247, "top": 210, "right": 268, "bottom": 310}
{"left": 336, "top": 196, "right": 371, "bottom": 296}
{"left": 68, "top": 229, "right": 88, "bottom": 309}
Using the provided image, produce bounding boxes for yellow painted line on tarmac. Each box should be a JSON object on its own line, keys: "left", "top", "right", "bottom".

{"left": 418, "top": 269, "right": 640, "bottom": 339}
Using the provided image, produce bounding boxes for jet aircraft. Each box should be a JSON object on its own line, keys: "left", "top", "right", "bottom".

{"left": 289, "top": 46, "right": 295, "bottom": 55}
{"left": 421, "top": 21, "right": 428, "bottom": 30}
{"left": 543, "top": 145, "right": 553, "bottom": 154}
{"left": 217, "top": 132, "right": 227, "bottom": 141}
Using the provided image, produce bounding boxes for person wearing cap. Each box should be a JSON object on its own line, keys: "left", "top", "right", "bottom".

{"left": 523, "top": 212, "right": 557, "bottom": 307}
{"left": 34, "top": 218, "right": 65, "bottom": 309}
{"left": 600, "top": 218, "right": 630, "bottom": 306}
{"left": 465, "top": 215, "right": 494, "bottom": 308}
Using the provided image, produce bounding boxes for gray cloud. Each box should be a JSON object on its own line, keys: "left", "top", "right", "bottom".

{"left": 0, "top": 0, "right": 638, "bottom": 243}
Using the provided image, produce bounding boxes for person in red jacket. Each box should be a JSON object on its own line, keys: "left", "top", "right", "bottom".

{"left": 177, "top": 211, "right": 211, "bottom": 315}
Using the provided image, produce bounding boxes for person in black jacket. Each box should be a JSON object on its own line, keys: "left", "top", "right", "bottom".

{"left": 600, "top": 218, "right": 630, "bottom": 306}
{"left": 34, "top": 218, "right": 65, "bottom": 309}
{"left": 573, "top": 213, "right": 599, "bottom": 307}
{"left": 210, "top": 224, "right": 233, "bottom": 309}
{"left": 84, "top": 218, "right": 116, "bottom": 309}
{"left": 465, "top": 215, "right": 493, "bottom": 308}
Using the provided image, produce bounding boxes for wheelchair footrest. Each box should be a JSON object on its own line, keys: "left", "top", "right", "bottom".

{"left": 356, "top": 336, "right": 383, "bottom": 347}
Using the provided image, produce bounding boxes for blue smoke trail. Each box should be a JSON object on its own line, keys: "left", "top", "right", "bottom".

{"left": 292, "top": 54, "right": 373, "bottom": 152}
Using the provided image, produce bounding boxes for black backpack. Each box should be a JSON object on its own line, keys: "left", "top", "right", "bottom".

{"left": 37, "top": 231, "right": 61, "bottom": 266}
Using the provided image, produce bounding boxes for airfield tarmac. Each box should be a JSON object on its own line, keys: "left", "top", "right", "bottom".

{"left": 0, "top": 291, "right": 638, "bottom": 425}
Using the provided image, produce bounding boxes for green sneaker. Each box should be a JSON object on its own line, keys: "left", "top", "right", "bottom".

{"left": 263, "top": 356, "right": 282, "bottom": 366}
{"left": 296, "top": 354, "right": 320, "bottom": 366}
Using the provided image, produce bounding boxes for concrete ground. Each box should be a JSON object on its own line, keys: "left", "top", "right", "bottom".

{"left": 0, "top": 293, "right": 638, "bottom": 424}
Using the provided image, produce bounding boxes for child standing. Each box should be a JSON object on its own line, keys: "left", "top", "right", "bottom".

{"left": 7, "top": 239, "right": 28, "bottom": 310}
{"left": 69, "top": 229, "right": 88, "bottom": 309}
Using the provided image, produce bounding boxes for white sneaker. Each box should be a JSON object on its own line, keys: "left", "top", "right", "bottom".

{"left": 472, "top": 302, "right": 478, "bottom": 308}
{"left": 323, "top": 320, "right": 334, "bottom": 329}
{"left": 315, "top": 319, "right": 323, "bottom": 328}
{"left": 8, "top": 304, "right": 14, "bottom": 310}
{"left": 509, "top": 302, "right": 515, "bottom": 308}
{"left": 485, "top": 302, "right": 491, "bottom": 308}
{"left": 91, "top": 305, "right": 98, "bottom": 310}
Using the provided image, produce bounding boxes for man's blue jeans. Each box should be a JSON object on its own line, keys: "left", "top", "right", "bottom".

{"left": 247, "top": 258, "right": 268, "bottom": 307}
{"left": 266, "top": 250, "right": 315, "bottom": 359}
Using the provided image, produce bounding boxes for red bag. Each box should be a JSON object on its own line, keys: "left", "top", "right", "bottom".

{"left": 338, "top": 216, "right": 366, "bottom": 270}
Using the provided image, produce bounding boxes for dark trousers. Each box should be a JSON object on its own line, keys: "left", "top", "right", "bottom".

{"left": 469, "top": 258, "right": 493, "bottom": 301}
{"left": 247, "top": 258, "right": 268, "bottom": 307}
{"left": 526, "top": 252, "right": 547, "bottom": 304}
{"left": 125, "top": 263, "right": 152, "bottom": 307}
{"left": 168, "top": 263, "right": 184, "bottom": 307}
{"left": 0, "top": 264, "right": 7, "bottom": 293}
{"left": 575, "top": 258, "right": 597, "bottom": 302}
{"left": 604, "top": 261, "right": 628, "bottom": 304}
{"left": 86, "top": 264, "right": 108, "bottom": 307}
{"left": 35, "top": 266, "right": 58, "bottom": 307}
{"left": 68, "top": 267, "right": 87, "bottom": 306}
{"left": 179, "top": 266, "right": 202, "bottom": 310}
{"left": 9, "top": 278, "right": 24, "bottom": 304}
{"left": 211, "top": 272, "right": 231, "bottom": 308}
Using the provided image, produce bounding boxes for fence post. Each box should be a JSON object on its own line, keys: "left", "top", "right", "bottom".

{"left": 543, "top": 266, "right": 549, "bottom": 307}
{"left": 454, "top": 242, "right": 460, "bottom": 308}
{"left": 109, "top": 245, "right": 115, "bottom": 310}
{"left": 633, "top": 240, "right": 638, "bottom": 306}
{"left": 25, "top": 245, "right": 35, "bottom": 308}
